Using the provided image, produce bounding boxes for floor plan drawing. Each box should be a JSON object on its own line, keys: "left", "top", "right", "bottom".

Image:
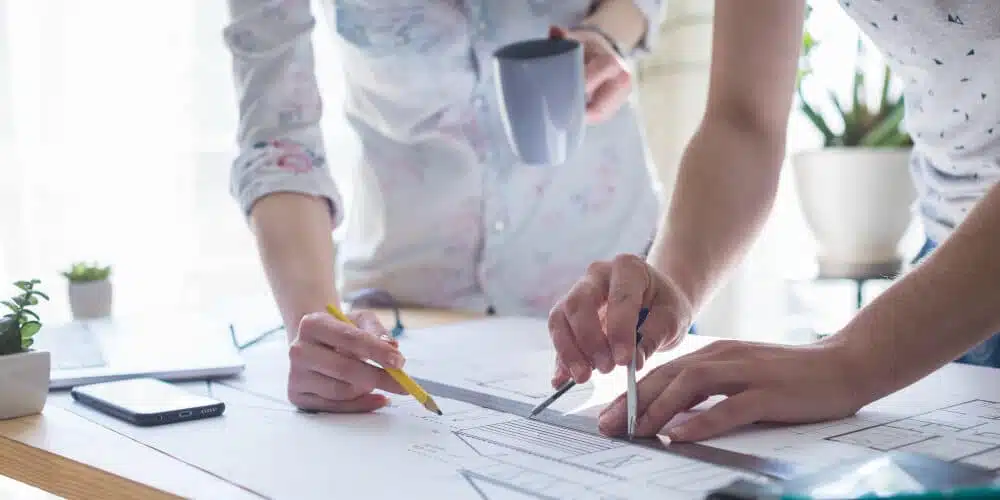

{"left": 393, "top": 395, "right": 764, "bottom": 500}
{"left": 824, "top": 400, "right": 1000, "bottom": 470}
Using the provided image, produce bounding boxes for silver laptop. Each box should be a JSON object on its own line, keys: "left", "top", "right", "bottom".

{"left": 34, "top": 313, "right": 246, "bottom": 389}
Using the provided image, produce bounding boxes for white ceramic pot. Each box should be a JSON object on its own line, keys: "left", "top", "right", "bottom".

{"left": 68, "top": 279, "right": 113, "bottom": 319}
{"left": 791, "top": 147, "right": 916, "bottom": 278}
{"left": 0, "top": 350, "right": 50, "bottom": 420}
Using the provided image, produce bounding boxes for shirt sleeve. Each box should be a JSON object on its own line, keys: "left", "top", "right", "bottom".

{"left": 223, "top": 0, "right": 344, "bottom": 228}
{"left": 629, "top": 0, "right": 667, "bottom": 56}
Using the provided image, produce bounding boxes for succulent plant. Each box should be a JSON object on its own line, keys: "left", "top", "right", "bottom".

{"left": 0, "top": 280, "right": 49, "bottom": 355}
{"left": 62, "top": 262, "right": 112, "bottom": 283}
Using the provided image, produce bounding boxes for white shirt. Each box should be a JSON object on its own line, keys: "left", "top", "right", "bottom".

{"left": 842, "top": 0, "right": 1000, "bottom": 244}
{"left": 222, "top": 0, "right": 667, "bottom": 317}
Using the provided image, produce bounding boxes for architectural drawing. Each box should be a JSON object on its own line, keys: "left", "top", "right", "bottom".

{"left": 392, "top": 395, "right": 764, "bottom": 500}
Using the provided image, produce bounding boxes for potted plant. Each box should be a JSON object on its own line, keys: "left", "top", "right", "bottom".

{"left": 791, "top": 13, "right": 917, "bottom": 279}
{"left": 63, "top": 262, "right": 113, "bottom": 320}
{"left": 0, "top": 279, "right": 51, "bottom": 420}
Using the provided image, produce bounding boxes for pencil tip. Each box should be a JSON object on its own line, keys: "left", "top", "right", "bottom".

{"left": 425, "top": 399, "right": 443, "bottom": 416}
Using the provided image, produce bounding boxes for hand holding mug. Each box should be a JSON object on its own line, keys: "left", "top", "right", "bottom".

{"left": 551, "top": 26, "right": 632, "bottom": 123}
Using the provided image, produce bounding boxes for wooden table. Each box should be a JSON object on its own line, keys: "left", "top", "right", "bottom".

{"left": 0, "top": 308, "right": 481, "bottom": 499}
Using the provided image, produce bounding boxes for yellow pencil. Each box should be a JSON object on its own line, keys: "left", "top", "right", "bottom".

{"left": 325, "top": 304, "right": 442, "bottom": 415}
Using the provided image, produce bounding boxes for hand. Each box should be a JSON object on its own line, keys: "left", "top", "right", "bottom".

{"left": 550, "top": 25, "right": 632, "bottom": 123}
{"left": 597, "top": 339, "right": 871, "bottom": 441}
{"left": 287, "top": 310, "right": 406, "bottom": 412}
{"left": 548, "top": 254, "right": 694, "bottom": 386}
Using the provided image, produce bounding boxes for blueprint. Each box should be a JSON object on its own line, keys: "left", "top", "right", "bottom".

{"left": 47, "top": 316, "right": 1000, "bottom": 499}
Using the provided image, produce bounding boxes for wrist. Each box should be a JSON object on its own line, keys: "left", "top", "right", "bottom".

{"left": 817, "top": 327, "right": 894, "bottom": 408}
{"left": 579, "top": 0, "right": 647, "bottom": 55}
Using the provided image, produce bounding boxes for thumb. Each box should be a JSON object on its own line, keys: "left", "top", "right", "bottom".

{"left": 666, "top": 392, "right": 764, "bottom": 442}
{"left": 549, "top": 25, "right": 568, "bottom": 39}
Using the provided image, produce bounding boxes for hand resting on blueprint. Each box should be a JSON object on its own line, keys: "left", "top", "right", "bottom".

{"left": 596, "top": 338, "right": 867, "bottom": 442}
{"left": 548, "top": 254, "right": 694, "bottom": 386}
{"left": 287, "top": 310, "right": 406, "bottom": 412}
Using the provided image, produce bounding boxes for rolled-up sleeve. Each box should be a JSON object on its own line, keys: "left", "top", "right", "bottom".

{"left": 630, "top": 0, "right": 667, "bottom": 56}
{"left": 223, "top": 0, "right": 343, "bottom": 228}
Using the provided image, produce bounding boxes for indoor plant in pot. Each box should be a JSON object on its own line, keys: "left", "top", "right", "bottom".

{"left": 63, "top": 262, "right": 113, "bottom": 320}
{"left": 0, "top": 279, "right": 51, "bottom": 420}
{"left": 792, "top": 28, "right": 917, "bottom": 279}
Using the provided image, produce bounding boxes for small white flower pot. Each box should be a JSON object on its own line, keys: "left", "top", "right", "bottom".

{"left": 0, "top": 350, "right": 50, "bottom": 420}
{"left": 68, "top": 279, "right": 113, "bottom": 319}
{"left": 792, "top": 147, "right": 917, "bottom": 278}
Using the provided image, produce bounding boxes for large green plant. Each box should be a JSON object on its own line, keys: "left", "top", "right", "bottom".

{"left": 796, "top": 5, "right": 912, "bottom": 148}
{"left": 0, "top": 280, "right": 49, "bottom": 355}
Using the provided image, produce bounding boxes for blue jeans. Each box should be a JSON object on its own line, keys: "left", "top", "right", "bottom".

{"left": 916, "top": 239, "right": 1000, "bottom": 367}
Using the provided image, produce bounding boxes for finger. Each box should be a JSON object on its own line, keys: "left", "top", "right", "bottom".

{"left": 635, "top": 308, "right": 686, "bottom": 371}
{"left": 636, "top": 362, "right": 746, "bottom": 436}
{"left": 292, "top": 368, "right": 366, "bottom": 401}
{"left": 299, "top": 312, "right": 404, "bottom": 370}
{"left": 585, "top": 71, "right": 631, "bottom": 123}
{"left": 584, "top": 57, "right": 619, "bottom": 97}
{"left": 289, "top": 391, "right": 390, "bottom": 414}
{"left": 548, "top": 308, "right": 591, "bottom": 383}
{"left": 563, "top": 275, "right": 613, "bottom": 373}
{"left": 552, "top": 354, "right": 572, "bottom": 388}
{"left": 548, "top": 25, "right": 568, "bottom": 39}
{"left": 290, "top": 341, "right": 406, "bottom": 395}
{"left": 666, "top": 391, "right": 766, "bottom": 442}
{"left": 604, "top": 254, "right": 650, "bottom": 365}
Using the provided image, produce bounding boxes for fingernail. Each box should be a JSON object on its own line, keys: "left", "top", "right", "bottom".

{"left": 388, "top": 352, "right": 405, "bottom": 369}
{"left": 613, "top": 344, "right": 629, "bottom": 364}
{"left": 667, "top": 424, "right": 688, "bottom": 442}
{"left": 594, "top": 352, "right": 611, "bottom": 372}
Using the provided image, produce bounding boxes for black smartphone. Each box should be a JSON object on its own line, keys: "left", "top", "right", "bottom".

{"left": 70, "top": 377, "right": 225, "bottom": 426}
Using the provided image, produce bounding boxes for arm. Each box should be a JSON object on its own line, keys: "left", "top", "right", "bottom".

{"left": 582, "top": 0, "right": 666, "bottom": 55}
{"left": 832, "top": 183, "right": 1000, "bottom": 402}
{"left": 646, "top": 0, "right": 805, "bottom": 312}
{"left": 224, "top": 0, "right": 344, "bottom": 339}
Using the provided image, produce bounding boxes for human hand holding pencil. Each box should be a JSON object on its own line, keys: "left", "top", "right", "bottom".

{"left": 286, "top": 307, "right": 410, "bottom": 413}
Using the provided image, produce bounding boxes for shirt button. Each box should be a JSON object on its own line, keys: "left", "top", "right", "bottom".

{"left": 493, "top": 220, "right": 505, "bottom": 232}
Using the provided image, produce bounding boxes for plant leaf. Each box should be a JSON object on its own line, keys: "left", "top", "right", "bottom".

{"left": 860, "top": 99, "right": 907, "bottom": 147}
{"left": 26, "top": 295, "right": 38, "bottom": 305}
{"left": 21, "top": 337, "right": 33, "bottom": 350}
{"left": 0, "top": 300, "right": 17, "bottom": 312}
{"left": 30, "top": 290, "right": 49, "bottom": 301}
{"left": 19, "top": 321, "right": 41, "bottom": 338}
{"left": 13, "top": 281, "right": 32, "bottom": 291}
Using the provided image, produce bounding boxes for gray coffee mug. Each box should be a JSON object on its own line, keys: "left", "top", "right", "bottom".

{"left": 493, "top": 37, "right": 585, "bottom": 166}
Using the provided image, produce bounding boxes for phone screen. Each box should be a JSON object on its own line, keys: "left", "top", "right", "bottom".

{"left": 73, "top": 378, "right": 222, "bottom": 416}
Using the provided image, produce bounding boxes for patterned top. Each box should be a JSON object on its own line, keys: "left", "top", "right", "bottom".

{"left": 840, "top": 1, "right": 1000, "bottom": 245}
{"left": 223, "top": 0, "right": 666, "bottom": 317}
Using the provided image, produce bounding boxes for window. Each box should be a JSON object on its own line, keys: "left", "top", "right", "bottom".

{"left": 0, "top": 0, "right": 354, "bottom": 319}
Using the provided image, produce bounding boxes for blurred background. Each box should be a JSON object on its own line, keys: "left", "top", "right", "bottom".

{"left": 0, "top": 0, "right": 923, "bottom": 340}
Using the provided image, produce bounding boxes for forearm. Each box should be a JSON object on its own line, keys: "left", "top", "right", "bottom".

{"left": 583, "top": 0, "right": 650, "bottom": 53}
{"left": 250, "top": 192, "right": 339, "bottom": 341}
{"left": 832, "top": 183, "right": 1000, "bottom": 402}
{"left": 647, "top": 115, "right": 785, "bottom": 312}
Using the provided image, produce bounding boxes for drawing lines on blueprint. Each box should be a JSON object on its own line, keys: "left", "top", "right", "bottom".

{"left": 822, "top": 400, "right": 1000, "bottom": 470}
{"left": 396, "top": 397, "right": 759, "bottom": 499}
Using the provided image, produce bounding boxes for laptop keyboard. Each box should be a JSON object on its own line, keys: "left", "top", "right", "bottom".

{"left": 45, "top": 324, "right": 107, "bottom": 370}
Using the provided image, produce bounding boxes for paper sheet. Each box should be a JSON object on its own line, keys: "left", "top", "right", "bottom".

{"left": 54, "top": 315, "right": 1000, "bottom": 499}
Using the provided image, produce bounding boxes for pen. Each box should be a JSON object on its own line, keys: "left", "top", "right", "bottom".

{"left": 325, "top": 304, "right": 442, "bottom": 416}
{"left": 529, "top": 307, "right": 649, "bottom": 418}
